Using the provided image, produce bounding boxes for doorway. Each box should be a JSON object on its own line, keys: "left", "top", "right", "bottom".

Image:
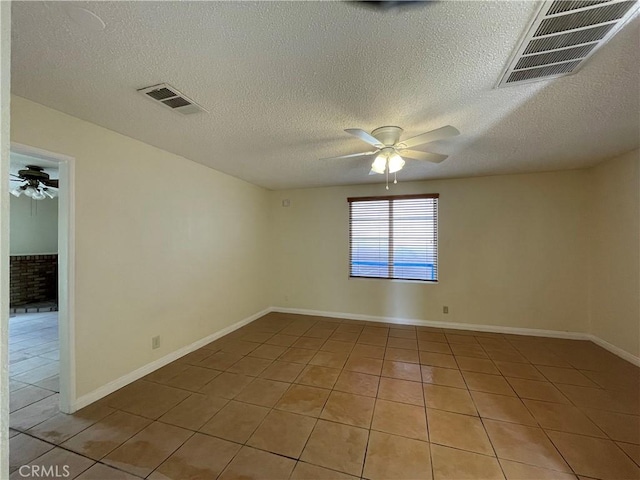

{"left": 8, "top": 143, "right": 75, "bottom": 415}
{"left": 9, "top": 154, "right": 60, "bottom": 421}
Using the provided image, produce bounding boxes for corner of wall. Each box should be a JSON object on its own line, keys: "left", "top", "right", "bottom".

{"left": 585, "top": 165, "right": 595, "bottom": 338}
{"left": 0, "top": 1, "right": 11, "bottom": 476}
{"left": 586, "top": 149, "right": 640, "bottom": 360}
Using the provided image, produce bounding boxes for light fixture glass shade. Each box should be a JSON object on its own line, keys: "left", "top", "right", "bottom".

{"left": 388, "top": 153, "right": 405, "bottom": 173}
{"left": 13, "top": 182, "right": 57, "bottom": 200}
{"left": 32, "top": 189, "right": 46, "bottom": 200}
{"left": 371, "top": 154, "right": 387, "bottom": 174}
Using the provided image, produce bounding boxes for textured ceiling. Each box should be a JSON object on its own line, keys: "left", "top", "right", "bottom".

{"left": 11, "top": 1, "right": 639, "bottom": 190}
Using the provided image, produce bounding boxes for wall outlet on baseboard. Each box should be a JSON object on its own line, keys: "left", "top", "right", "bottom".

{"left": 152, "top": 336, "right": 160, "bottom": 349}
{"left": 443, "top": 306, "right": 449, "bottom": 314}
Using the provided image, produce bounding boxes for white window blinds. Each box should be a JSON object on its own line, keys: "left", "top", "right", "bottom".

{"left": 348, "top": 194, "right": 439, "bottom": 282}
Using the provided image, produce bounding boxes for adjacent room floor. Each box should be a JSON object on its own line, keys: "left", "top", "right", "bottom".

{"left": 8, "top": 313, "right": 640, "bottom": 480}
{"left": 9, "top": 311, "right": 60, "bottom": 404}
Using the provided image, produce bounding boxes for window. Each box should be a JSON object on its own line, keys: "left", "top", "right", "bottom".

{"left": 348, "top": 194, "right": 438, "bottom": 282}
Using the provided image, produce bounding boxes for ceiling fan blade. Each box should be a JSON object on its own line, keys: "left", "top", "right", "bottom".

{"left": 401, "top": 150, "right": 448, "bottom": 163}
{"left": 320, "top": 151, "right": 377, "bottom": 161}
{"left": 10, "top": 173, "right": 23, "bottom": 178}
{"left": 399, "top": 125, "right": 459, "bottom": 149}
{"left": 344, "top": 129, "right": 385, "bottom": 148}
{"left": 42, "top": 179, "right": 59, "bottom": 188}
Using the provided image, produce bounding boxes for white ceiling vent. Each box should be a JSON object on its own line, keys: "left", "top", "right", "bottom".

{"left": 497, "top": 0, "right": 639, "bottom": 87}
{"left": 137, "top": 83, "right": 207, "bottom": 115}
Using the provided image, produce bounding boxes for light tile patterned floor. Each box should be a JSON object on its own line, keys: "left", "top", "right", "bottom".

{"left": 9, "top": 312, "right": 60, "bottom": 416}
{"left": 9, "top": 313, "right": 640, "bottom": 479}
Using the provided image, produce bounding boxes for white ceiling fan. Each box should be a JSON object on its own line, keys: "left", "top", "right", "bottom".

{"left": 322, "top": 125, "right": 460, "bottom": 186}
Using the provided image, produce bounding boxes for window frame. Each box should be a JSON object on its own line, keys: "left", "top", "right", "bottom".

{"left": 348, "top": 193, "right": 439, "bottom": 283}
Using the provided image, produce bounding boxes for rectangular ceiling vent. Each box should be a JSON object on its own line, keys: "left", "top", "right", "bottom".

{"left": 137, "top": 83, "right": 207, "bottom": 115}
{"left": 497, "top": 0, "right": 638, "bottom": 87}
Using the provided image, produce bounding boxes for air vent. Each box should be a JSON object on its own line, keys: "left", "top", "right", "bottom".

{"left": 137, "top": 83, "right": 207, "bottom": 115}
{"left": 522, "top": 24, "right": 614, "bottom": 54}
{"left": 547, "top": 1, "right": 611, "bottom": 15}
{"left": 506, "top": 61, "right": 582, "bottom": 83}
{"left": 497, "top": 0, "right": 639, "bottom": 87}
{"left": 514, "top": 43, "right": 598, "bottom": 69}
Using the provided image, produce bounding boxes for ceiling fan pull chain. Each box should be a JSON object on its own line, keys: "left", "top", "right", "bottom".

{"left": 394, "top": 172, "right": 397, "bottom": 184}
{"left": 386, "top": 164, "right": 389, "bottom": 190}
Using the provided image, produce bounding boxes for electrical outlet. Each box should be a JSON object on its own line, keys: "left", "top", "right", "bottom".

{"left": 152, "top": 336, "right": 160, "bottom": 349}
{"left": 282, "top": 199, "right": 290, "bottom": 207}
{"left": 443, "top": 306, "right": 449, "bottom": 314}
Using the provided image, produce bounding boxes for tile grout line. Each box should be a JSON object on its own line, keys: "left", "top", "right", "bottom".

{"left": 358, "top": 338, "right": 385, "bottom": 480}
{"left": 12, "top": 411, "right": 150, "bottom": 479}
{"left": 16, "top": 317, "right": 305, "bottom": 479}
{"left": 479, "top": 336, "right": 577, "bottom": 476}
{"left": 487, "top": 333, "right": 599, "bottom": 476}
{"left": 421, "top": 360, "right": 435, "bottom": 480}
{"left": 517, "top": 393, "right": 581, "bottom": 477}
{"left": 10, "top": 313, "right": 639, "bottom": 479}
{"left": 173, "top": 319, "right": 638, "bottom": 477}
{"left": 204, "top": 317, "right": 328, "bottom": 479}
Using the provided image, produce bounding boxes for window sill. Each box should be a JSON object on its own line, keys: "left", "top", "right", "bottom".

{"left": 349, "top": 276, "right": 439, "bottom": 285}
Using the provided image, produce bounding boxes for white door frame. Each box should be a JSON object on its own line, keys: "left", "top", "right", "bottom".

{"left": 10, "top": 142, "right": 76, "bottom": 413}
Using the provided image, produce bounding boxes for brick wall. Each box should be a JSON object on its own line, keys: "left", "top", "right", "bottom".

{"left": 10, "top": 254, "right": 58, "bottom": 307}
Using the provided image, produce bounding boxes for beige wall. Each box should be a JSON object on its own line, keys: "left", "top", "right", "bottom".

{"left": 11, "top": 96, "right": 273, "bottom": 397}
{"left": 0, "top": 1, "right": 11, "bottom": 474}
{"left": 10, "top": 195, "right": 58, "bottom": 255}
{"left": 270, "top": 170, "right": 590, "bottom": 333}
{"left": 9, "top": 93, "right": 639, "bottom": 407}
{"left": 589, "top": 149, "right": 640, "bottom": 358}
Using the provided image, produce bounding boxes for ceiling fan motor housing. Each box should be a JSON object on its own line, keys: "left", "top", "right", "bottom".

{"left": 371, "top": 126, "right": 403, "bottom": 146}
{"left": 18, "top": 165, "right": 50, "bottom": 181}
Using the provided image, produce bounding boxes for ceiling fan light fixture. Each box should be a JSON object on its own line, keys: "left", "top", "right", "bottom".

{"left": 388, "top": 153, "right": 405, "bottom": 173}
{"left": 371, "top": 154, "right": 387, "bottom": 174}
{"left": 32, "top": 189, "right": 46, "bottom": 200}
{"left": 23, "top": 186, "right": 36, "bottom": 198}
{"left": 10, "top": 165, "right": 60, "bottom": 200}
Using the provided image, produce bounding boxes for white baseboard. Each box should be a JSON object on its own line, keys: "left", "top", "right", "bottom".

{"left": 272, "top": 306, "right": 587, "bottom": 340}
{"left": 587, "top": 334, "right": 640, "bottom": 367}
{"left": 72, "top": 306, "right": 639, "bottom": 412}
{"left": 71, "top": 307, "right": 272, "bottom": 412}
{"left": 272, "top": 306, "right": 640, "bottom": 366}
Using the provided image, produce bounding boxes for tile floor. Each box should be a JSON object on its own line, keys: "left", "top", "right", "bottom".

{"left": 9, "top": 312, "right": 60, "bottom": 415}
{"left": 8, "top": 313, "right": 640, "bottom": 480}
